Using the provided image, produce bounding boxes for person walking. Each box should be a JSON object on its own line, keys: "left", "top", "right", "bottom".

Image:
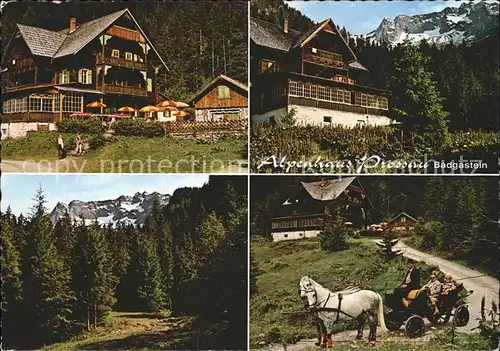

{"left": 57, "top": 135, "right": 65, "bottom": 159}
{"left": 75, "top": 132, "right": 83, "bottom": 155}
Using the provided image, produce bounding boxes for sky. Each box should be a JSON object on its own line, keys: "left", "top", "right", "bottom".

{"left": 286, "top": 0, "right": 488, "bottom": 35}
{"left": 1, "top": 174, "right": 209, "bottom": 215}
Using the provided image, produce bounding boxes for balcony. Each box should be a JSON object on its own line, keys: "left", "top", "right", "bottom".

{"left": 96, "top": 53, "right": 147, "bottom": 71}
{"left": 9, "top": 58, "right": 36, "bottom": 73}
{"left": 97, "top": 84, "right": 148, "bottom": 96}
{"left": 302, "top": 48, "right": 344, "bottom": 69}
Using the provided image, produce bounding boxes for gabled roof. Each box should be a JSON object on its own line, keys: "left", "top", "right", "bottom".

{"left": 387, "top": 212, "right": 418, "bottom": 225}
{"left": 301, "top": 177, "right": 356, "bottom": 201}
{"left": 54, "top": 10, "right": 127, "bottom": 58}
{"left": 190, "top": 75, "right": 248, "bottom": 104}
{"left": 7, "top": 9, "right": 168, "bottom": 70}
{"left": 17, "top": 24, "right": 67, "bottom": 57}
{"left": 250, "top": 17, "right": 300, "bottom": 52}
{"left": 251, "top": 17, "right": 357, "bottom": 63}
{"left": 348, "top": 61, "right": 369, "bottom": 71}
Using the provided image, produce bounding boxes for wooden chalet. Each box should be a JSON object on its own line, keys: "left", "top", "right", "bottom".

{"left": 1, "top": 9, "right": 168, "bottom": 125}
{"left": 250, "top": 18, "right": 392, "bottom": 127}
{"left": 386, "top": 212, "right": 418, "bottom": 233}
{"left": 190, "top": 75, "right": 248, "bottom": 121}
{"left": 271, "top": 177, "right": 370, "bottom": 242}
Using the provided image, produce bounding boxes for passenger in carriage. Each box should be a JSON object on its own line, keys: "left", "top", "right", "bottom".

{"left": 421, "top": 271, "right": 442, "bottom": 313}
{"left": 394, "top": 259, "right": 421, "bottom": 298}
{"left": 441, "top": 274, "right": 458, "bottom": 295}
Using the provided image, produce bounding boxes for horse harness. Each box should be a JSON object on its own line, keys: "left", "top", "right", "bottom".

{"left": 306, "top": 290, "right": 358, "bottom": 322}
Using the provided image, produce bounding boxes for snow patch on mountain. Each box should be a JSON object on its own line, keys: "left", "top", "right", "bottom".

{"left": 362, "top": 1, "right": 498, "bottom": 46}
{"left": 49, "top": 192, "right": 170, "bottom": 226}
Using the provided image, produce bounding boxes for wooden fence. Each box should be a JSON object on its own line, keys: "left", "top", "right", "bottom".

{"left": 158, "top": 119, "right": 247, "bottom": 134}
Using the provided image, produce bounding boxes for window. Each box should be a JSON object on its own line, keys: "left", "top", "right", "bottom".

{"left": 111, "top": 49, "right": 120, "bottom": 58}
{"left": 401, "top": 216, "right": 407, "bottom": 223}
{"left": 11, "top": 59, "right": 16, "bottom": 65}
{"left": 284, "top": 234, "right": 288, "bottom": 238}
{"left": 78, "top": 69, "right": 92, "bottom": 84}
{"left": 273, "top": 84, "right": 285, "bottom": 100}
{"left": 259, "top": 59, "right": 279, "bottom": 73}
{"left": 133, "top": 54, "right": 138, "bottom": 61}
{"left": 2, "top": 97, "right": 28, "bottom": 113}
{"left": 147, "top": 78, "right": 153, "bottom": 92}
{"left": 57, "top": 70, "right": 70, "bottom": 84}
{"left": 29, "top": 94, "right": 54, "bottom": 112}
{"left": 125, "top": 52, "right": 133, "bottom": 60}
{"left": 324, "top": 116, "right": 332, "bottom": 123}
{"left": 61, "top": 92, "right": 83, "bottom": 112}
{"left": 217, "top": 85, "right": 230, "bottom": 99}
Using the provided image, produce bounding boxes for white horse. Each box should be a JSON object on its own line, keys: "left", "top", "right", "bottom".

{"left": 299, "top": 276, "right": 388, "bottom": 347}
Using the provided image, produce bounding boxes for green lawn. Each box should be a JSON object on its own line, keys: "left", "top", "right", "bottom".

{"left": 2, "top": 132, "right": 247, "bottom": 173}
{"left": 250, "top": 236, "right": 441, "bottom": 348}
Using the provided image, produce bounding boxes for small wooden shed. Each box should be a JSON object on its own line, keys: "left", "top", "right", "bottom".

{"left": 190, "top": 75, "right": 248, "bottom": 121}
{"left": 386, "top": 212, "right": 418, "bottom": 232}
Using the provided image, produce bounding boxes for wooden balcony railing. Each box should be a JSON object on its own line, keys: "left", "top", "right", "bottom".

{"left": 96, "top": 53, "right": 147, "bottom": 71}
{"left": 303, "top": 48, "right": 344, "bottom": 68}
{"left": 97, "top": 84, "right": 148, "bottom": 96}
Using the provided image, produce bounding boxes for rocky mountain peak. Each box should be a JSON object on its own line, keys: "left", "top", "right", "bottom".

{"left": 49, "top": 192, "right": 171, "bottom": 227}
{"left": 364, "top": 1, "right": 498, "bottom": 46}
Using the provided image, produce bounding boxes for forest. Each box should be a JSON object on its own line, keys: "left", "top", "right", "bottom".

{"left": 1, "top": 176, "right": 248, "bottom": 349}
{"left": 1, "top": 1, "right": 248, "bottom": 101}
{"left": 251, "top": 0, "right": 499, "bottom": 132}
{"left": 250, "top": 176, "right": 498, "bottom": 275}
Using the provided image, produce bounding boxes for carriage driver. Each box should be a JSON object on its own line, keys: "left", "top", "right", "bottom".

{"left": 421, "top": 271, "right": 442, "bottom": 313}
{"left": 394, "top": 258, "right": 421, "bottom": 298}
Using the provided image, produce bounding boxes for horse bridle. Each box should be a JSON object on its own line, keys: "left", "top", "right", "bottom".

{"left": 301, "top": 285, "right": 354, "bottom": 322}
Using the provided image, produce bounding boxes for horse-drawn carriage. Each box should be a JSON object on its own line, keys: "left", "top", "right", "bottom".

{"left": 384, "top": 283, "right": 472, "bottom": 337}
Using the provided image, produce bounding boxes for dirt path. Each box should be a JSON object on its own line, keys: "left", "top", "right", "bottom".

{"left": 1, "top": 159, "right": 85, "bottom": 173}
{"left": 260, "top": 241, "right": 499, "bottom": 351}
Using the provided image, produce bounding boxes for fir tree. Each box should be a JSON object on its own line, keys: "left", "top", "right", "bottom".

{"left": 319, "top": 204, "right": 350, "bottom": 252}
{"left": 391, "top": 43, "right": 450, "bottom": 150}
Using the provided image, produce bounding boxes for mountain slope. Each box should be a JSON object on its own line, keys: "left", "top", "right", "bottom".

{"left": 365, "top": 1, "right": 498, "bottom": 46}
{"left": 50, "top": 192, "right": 171, "bottom": 226}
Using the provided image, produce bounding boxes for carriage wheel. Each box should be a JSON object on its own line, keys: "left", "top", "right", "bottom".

{"left": 385, "top": 311, "right": 403, "bottom": 331}
{"left": 405, "top": 315, "right": 425, "bottom": 338}
{"left": 454, "top": 305, "right": 470, "bottom": 327}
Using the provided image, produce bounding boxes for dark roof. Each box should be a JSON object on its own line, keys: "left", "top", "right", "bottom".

{"left": 251, "top": 17, "right": 357, "bottom": 63}
{"left": 387, "top": 212, "right": 418, "bottom": 225}
{"left": 250, "top": 17, "right": 300, "bottom": 52}
{"left": 54, "top": 10, "right": 127, "bottom": 58}
{"left": 190, "top": 75, "right": 248, "bottom": 104}
{"left": 10, "top": 9, "right": 167, "bottom": 70}
{"left": 290, "top": 20, "right": 325, "bottom": 49}
{"left": 17, "top": 24, "right": 67, "bottom": 57}
{"left": 301, "top": 177, "right": 356, "bottom": 201}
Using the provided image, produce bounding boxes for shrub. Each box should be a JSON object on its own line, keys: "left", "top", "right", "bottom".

{"left": 113, "top": 119, "right": 164, "bottom": 137}
{"left": 414, "top": 220, "right": 446, "bottom": 250}
{"left": 56, "top": 118, "right": 104, "bottom": 134}
{"left": 88, "top": 134, "right": 106, "bottom": 149}
{"left": 319, "top": 211, "right": 349, "bottom": 252}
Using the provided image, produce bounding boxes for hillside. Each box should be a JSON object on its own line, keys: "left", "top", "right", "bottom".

{"left": 250, "top": 237, "right": 437, "bottom": 347}
{"left": 250, "top": 237, "right": 494, "bottom": 351}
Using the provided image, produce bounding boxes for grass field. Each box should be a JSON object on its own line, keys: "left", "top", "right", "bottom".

{"left": 249, "top": 236, "right": 497, "bottom": 350}
{"left": 2, "top": 132, "right": 247, "bottom": 173}
{"left": 42, "top": 311, "right": 228, "bottom": 350}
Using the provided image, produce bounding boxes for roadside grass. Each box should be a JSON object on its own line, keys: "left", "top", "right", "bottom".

{"left": 402, "top": 237, "right": 494, "bottom": 276}
{"left": 250, "top": 236, "right": 439, "bottom": 348}
{"left": 2, "top": 132, "right": 247, "bottom": 173}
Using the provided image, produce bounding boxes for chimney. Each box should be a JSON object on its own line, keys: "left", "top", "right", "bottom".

{"left": 283, "top": 18, "right": 289, "bottom": 34}
{"left": 69, "top": 17, "right": 76, "bottom": 33}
